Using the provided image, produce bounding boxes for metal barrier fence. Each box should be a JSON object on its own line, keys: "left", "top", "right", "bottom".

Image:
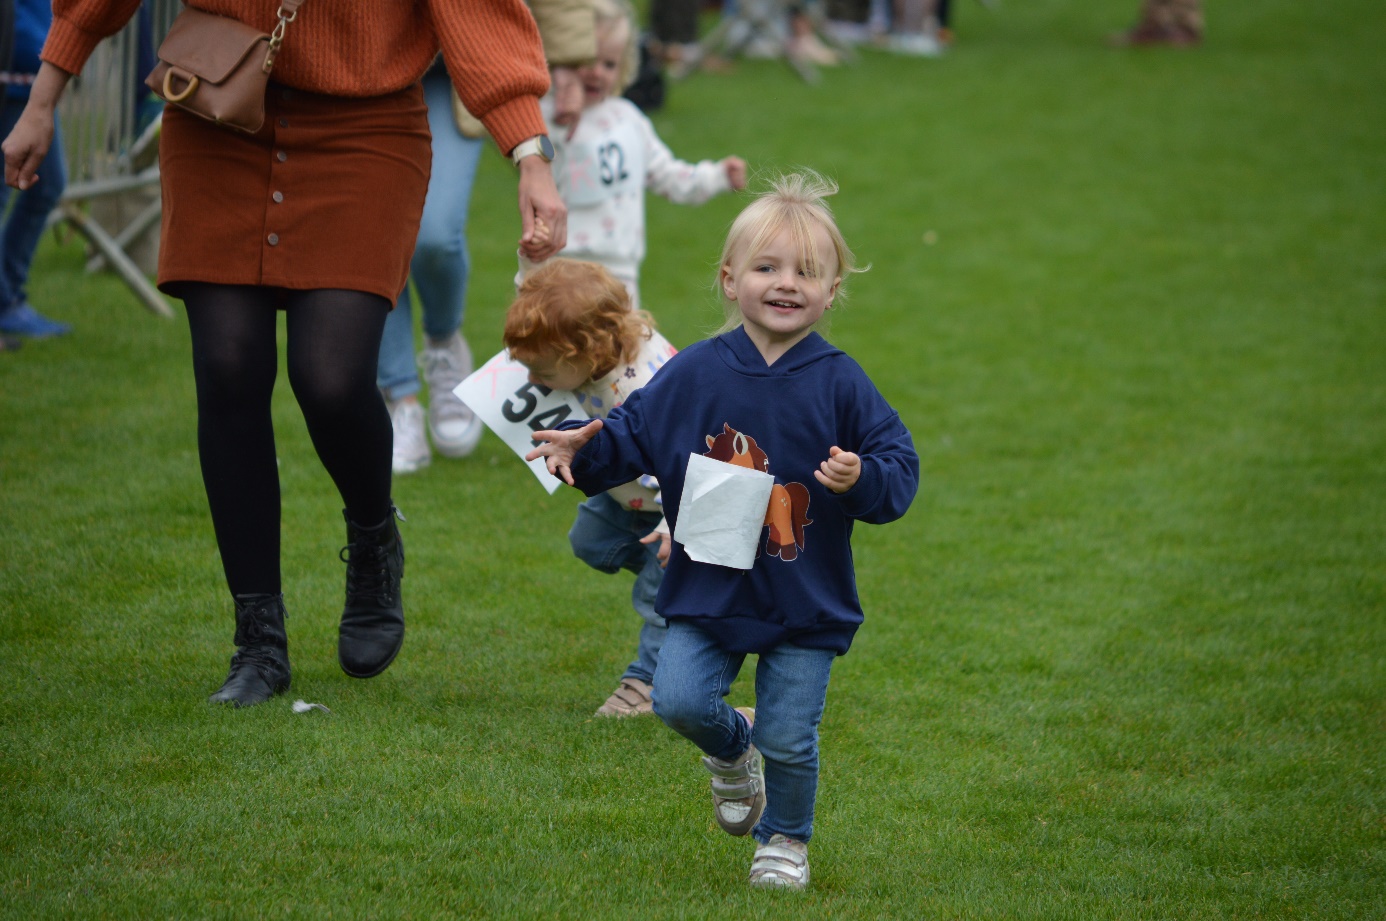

{"left": 55, "top": 0, "right": 179, "bottom": 317}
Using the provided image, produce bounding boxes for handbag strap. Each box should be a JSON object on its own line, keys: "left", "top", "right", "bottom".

{"left": 264, "top": 0, "right": 308, "bottom": 73}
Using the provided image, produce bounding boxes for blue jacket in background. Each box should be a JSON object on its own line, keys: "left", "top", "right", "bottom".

{"left": 4, "top": 0, "right": 52, "bottom": 100}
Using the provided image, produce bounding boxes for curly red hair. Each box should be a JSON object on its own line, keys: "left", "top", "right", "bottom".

{"left": 503, "top": 259, "right": 655, "bottom": 380}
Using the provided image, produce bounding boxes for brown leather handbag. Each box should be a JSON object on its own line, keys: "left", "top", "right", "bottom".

{"left": 145, "top": 1, "right": 306, "bottom": 134}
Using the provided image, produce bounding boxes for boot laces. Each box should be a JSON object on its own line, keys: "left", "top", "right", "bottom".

{"left": 229, "top": 643, "right": 282, "bottom": 674}
{"left": 341, "top": 540, "right": 395, "bottom": 605}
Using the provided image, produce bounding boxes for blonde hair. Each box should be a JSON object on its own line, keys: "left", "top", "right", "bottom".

{"left": 592, "top": 0, "right": 641, "bottom": 93}
{"left": 504, "top": 259, "right": 655, "bottom": 380}
{"left": 715, "top": 171, "right": 864, "bottom": 333}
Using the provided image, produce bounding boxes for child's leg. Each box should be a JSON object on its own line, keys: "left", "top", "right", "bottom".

{"left": 650, "top": 621, "right": 749, "bottom": 761}
{"left": 569, "top": 493, "right": 649, "bottom": 575}
{"left": 748, "top": 643, "right": 836, "bottom": 844}
{"left": 625, "top": 534, "right": 668, "bottom": 685}
{"left": 573, "top": 494, "right": 668, "bottom": 714}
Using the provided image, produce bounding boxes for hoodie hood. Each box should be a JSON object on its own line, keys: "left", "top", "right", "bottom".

{"left": 715, "top": 327, "right": 844, "bottom": 376}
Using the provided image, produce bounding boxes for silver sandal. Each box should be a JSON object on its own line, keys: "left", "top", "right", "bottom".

{"left": 749, "top": 834, "right": 810, "bottom": 890}
{"left": 702, "top": 706, "right": 764, "bottom": 836}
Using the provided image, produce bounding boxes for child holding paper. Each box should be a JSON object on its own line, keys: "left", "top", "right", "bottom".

{"left": 527, "top": 173, "right": 919, "bottom": 889}
{"left": 503, "top": 259, "right": 678, "bottom": 716}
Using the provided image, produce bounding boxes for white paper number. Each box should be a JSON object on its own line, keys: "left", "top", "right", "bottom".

{"left": 454, "top": 350, "right": 590, "bottom": 493}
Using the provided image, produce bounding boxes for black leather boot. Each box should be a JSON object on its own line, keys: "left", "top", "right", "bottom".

{"left": 338, "top": 506, "right": 405, "bottom": 678}
{"left": 208, "top": 593, "right": 291, "bottom": 706}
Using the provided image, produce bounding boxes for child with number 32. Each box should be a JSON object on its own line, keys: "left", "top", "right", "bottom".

{"left": 527, "top": 173, "right": 919, "bottom": 890}
{"left": 521, "top": 0, "right": 747, "bottom": 307}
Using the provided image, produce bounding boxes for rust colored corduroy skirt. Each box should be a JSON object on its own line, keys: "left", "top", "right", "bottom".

{"left": 157, "top": 83, "right": 431, "bottom": 304}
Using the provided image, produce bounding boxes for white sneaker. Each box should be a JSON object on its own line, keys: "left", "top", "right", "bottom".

{"left": 388, "top": 398, "right": 431, "bottom": 474}
{"left": 420, "top": 332, "right": 483, "bottom": 458}
{"left": 888, "top": 31, "right": 944, "bottom": 57}
{"left": 749, "top": 834, "right": 810, "bottom": 890}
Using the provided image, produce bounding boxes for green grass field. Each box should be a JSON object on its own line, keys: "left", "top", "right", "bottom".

{"left": 2, "top": 1, "right": 1382, "bottom": 917}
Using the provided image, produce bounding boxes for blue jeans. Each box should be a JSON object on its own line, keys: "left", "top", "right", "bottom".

{"left": 0, "top": 98, "right": 66, "bottom": 311}
{"left": 568, "top": 492, "right": 667, "bottom": 685}
{"left": 652, "top": 621, "right": 836, "bottom": 843}
{"left": 377, "top": 69, "right": 483, "bottom": 400}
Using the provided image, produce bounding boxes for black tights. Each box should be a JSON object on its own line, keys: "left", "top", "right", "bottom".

{"left": 183, "top": 284, "right": 393, "bottom": 596}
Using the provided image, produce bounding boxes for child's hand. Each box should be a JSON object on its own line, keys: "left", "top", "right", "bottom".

{"left": 814, "top": 446, "right": 860, "bottom": 494}
{"left": 520, "top": 215, "right": 552, "bottom": 261}
{"left": 639, "top": 526, "right": 672, "bottom": 567}
{"left": 550, "top": 66, "right": 583, "bottom": 140}
{"left": 723, "top": 156, "right": 748, "bottom": 191}
{"left": 525, "top": 419, "right": 604, "bottom": 486}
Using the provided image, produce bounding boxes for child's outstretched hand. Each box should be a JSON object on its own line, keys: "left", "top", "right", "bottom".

{"left": 525, "top": 419, "right": 604, "bottom": 486}
{"left": 814, "top": 446, "right": 860, "bottom": 494}
{"left": 723, "top": 156, "right": 748, "bottom": 191}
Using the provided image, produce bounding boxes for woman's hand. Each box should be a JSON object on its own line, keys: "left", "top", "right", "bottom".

{"left": 3, "top": 64, "right": 71, "bottom": 190}
{"left": 517, "top": 156, "right": 567, "bottom": 261}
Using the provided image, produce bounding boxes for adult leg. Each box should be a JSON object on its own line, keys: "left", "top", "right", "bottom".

{"left": 749, "top": 643, "right": 835, "bottom": 844}
{"left": 183, "top": 283, "right": 291, "bottom": 705}
{"left": 183, "top": 284, "right": 283, "bottom": 595}
{"left": 283, "top": 288, "right": 404, "bottom": 678}
{"left": 378, "top": 295, "right": 431, "bottom": 474}
{"left": 412, "top": 69, "right": 485, "bottom": 457}
{"left": 0, "top": 101, "right": 71, "bottom": 338}
{"left": 284, "top": 289, "right": 393, "bottom": 524}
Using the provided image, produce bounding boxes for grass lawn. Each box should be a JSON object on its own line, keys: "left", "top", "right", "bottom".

{"left": 1, "top": 1, "right": 1382, "bottom": 918}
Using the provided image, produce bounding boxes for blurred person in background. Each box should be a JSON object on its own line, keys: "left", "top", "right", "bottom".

{"left": 1111, "top": 0, "right": 1204, "bottom": 47}
{"left": 0, "top": 0, "right": 70, "bottom": 340}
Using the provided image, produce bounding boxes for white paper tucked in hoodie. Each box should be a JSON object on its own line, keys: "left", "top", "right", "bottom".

{"left": 673, "top": 453, "right": 774, "bottom": 570}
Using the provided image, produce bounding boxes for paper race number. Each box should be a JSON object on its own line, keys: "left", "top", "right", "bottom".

{"left": 454, "top": 350, "right": 589, "bottom": 494}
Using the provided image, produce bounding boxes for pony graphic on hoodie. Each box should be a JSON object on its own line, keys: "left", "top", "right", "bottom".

{"left": 702, "top": 423, "right": 812, "bottom": 562}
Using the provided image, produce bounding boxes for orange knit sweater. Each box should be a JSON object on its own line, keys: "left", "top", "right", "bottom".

{"left": 43, "top": 0, "right": 550, "bottom": 153}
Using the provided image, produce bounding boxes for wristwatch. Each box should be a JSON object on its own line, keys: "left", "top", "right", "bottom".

{"left": 511, "top": 134, "right": 555, "bottom": 166}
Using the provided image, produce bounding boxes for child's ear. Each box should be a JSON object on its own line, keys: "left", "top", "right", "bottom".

{"left": 720, "top": 264, "right": 736, "bottom": 300}
{"left": 827, "top": 275, "right": 842, "bottom": 306}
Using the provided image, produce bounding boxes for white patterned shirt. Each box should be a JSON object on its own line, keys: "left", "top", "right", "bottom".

{"left": 542, "top": 94, "right": 735, "bottom": 304}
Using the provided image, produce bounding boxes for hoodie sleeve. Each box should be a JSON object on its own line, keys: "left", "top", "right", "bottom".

{"left": 565, "top": 388, "right": 662, "bottom": 497}
{"left": 830, "top": 411, "right": 919, "bottom": 525}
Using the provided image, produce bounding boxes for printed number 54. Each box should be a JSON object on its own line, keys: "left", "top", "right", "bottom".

{"left": 502, "top": 382, "right": 574, "bottom": 444}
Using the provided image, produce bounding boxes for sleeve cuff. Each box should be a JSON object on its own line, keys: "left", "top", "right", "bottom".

{"left": 41, "top": 19, "right": 107, "bottom": 76}
{"left": 482, "top": 96, "right": 548, "bottom": 158}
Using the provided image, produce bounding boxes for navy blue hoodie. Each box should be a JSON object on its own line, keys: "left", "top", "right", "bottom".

{"left": 567, "top": 326, "right": 919, "bottom": 655}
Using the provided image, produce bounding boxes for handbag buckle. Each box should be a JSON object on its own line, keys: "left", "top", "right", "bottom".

{"left": 264, "top": 6, "right": 298, "bottom": 73}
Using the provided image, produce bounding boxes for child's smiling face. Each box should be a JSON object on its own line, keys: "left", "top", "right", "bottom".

{"left": 579, "top": 20, "right": 629, "bottom": 107}
{"left": 721, "top": 223, "right": 842, "bottom": 359}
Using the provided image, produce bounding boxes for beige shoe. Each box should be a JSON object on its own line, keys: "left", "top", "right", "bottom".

{"left": 702, "top": 706, "right": 765, "bottom": 836}
{"left": 595, "top": 677, "right": 653, "bottom": 717}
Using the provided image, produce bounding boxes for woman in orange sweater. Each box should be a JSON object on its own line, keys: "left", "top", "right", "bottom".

{"left": 2, "top": 0, "right": 570, "bottom": 707}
